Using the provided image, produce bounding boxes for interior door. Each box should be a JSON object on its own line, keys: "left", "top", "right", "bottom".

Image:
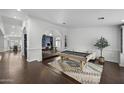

{"left": 24, "top": 34, "right": 27, "bottom": 59}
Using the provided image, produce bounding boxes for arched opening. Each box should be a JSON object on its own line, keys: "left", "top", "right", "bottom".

{"left": 55, "top": 36, "right": 61, "bottom": 50}
{"left": 42, "top": 29, "right": 62, "bottom": 60}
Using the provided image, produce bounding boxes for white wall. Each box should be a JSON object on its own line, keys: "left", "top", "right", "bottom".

{"left": 26, "top": 16, "right": 67, "bottom": 62}
{"left": 67, "top": 26, "right": 121, "bottom": 63}
{"left": 0, "top": 16, "right": 5, "bottom": 52}
{"left": 0, "top": 16, "right": 5, "bottom": 35}
{"left": 0, "top": 31, "right": 4, "bottom": 52}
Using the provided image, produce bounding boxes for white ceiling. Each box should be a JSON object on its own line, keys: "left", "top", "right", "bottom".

{"left": 23, "top": 9, "right": 124, "bottom": 27}
{"left": 3, "top": 24, "right": 22, "bottom": 36}
{"left": 1, "top": 9, "right": 124, "bottom": 28}
{"left": 0, "top": 9, "right": 25, "bottom": 37}
{"left": 2, "top": 16, "right": 22, "bottom": 26}
{"left": 0, "top": 9, "right": 27, "bottom": 21}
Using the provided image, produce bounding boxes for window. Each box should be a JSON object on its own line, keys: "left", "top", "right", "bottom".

{"left": 55, "top": 37, "right": 61, "bottom": 48}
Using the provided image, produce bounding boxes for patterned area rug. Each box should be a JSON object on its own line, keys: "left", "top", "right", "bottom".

{"left": 48, "top": 59, "right": 103, "bottom": 84}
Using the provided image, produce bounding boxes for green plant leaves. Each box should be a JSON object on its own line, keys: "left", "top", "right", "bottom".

{"left": 94, "top": 37, "right": 110, "bottom": 49}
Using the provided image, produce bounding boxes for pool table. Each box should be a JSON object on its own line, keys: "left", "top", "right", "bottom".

{"left": 58, "top": 51, "right": 91, "bottom": 70}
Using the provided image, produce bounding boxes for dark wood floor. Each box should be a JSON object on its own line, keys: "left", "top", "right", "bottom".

{"left": 0, "top": 51, "right": 123, "bottom": 84}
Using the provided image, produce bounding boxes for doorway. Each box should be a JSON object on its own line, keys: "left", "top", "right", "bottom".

{"left": 24, "top": 34, "right": 27, "bottom": 59}
{"left": 42, "top": 34, "right": 58, "bottom": 60}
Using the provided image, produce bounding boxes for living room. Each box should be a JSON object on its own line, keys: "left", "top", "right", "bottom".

{"left": 1, "top": 0, "right": 124, "bottom": 93}
{"left": 0, "top": 9, "right": 124, "bottom": 84}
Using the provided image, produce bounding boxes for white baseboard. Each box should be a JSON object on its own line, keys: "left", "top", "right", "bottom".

{"left": 27, "top": 58, "right": 42, "bottom": 62}
{"left": 0, "top": 50, "right": 8, "bottom": 53}
{"left": 27, "top": 48, "right": 42, "bottom": 62}
{"left": 119, "top": 63, "right": 124, "bottom": 67}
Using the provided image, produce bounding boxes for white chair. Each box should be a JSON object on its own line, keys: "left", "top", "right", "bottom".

{"left": 86, "top": 52, "right": 96, "bottom": 62}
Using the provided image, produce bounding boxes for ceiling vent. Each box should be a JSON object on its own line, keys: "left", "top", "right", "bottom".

{"left": 62, "top": 22, "right": 66, "bottom": 24}
{"left": 98, "top": 17, "right": 104, "bottom": 20}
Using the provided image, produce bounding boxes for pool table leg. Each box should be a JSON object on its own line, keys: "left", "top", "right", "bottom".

{"left": 61, "top": 56, "right": 64, "bottom": 62}
{"left": 80, "top": 61, "right": 83, "bottom": 70}
{"left": 80, "top": 61, "right": 86, "bottom": 70}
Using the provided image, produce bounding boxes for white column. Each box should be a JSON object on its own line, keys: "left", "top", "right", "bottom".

{"left": 27, "top": 32, "right": 42, "bottom": 62}
{"left": 4, "top": 36, "right": 9, "bottom": 52}
{"left": 26, "top": 19, "right": 42, "bottom": 62}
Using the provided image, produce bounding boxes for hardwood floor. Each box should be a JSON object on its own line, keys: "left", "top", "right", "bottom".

{"left": 0, "top": 52, "right": 75, "bottom": 84}
{"left": 100, "top": 62, "right": 120, "bottom": 84}
{"left": 0, "top": 51, "right": 123, "bottom": 84}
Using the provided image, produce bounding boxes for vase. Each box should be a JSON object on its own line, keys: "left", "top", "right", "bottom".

{"left": 99, "top": 57, "right": 105, "bottom": 63}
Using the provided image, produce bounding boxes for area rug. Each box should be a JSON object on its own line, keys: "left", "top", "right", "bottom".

{"left": 48, "top": 59, "right": 103, "bottom": 84}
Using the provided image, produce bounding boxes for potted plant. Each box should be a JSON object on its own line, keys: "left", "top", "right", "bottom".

{"left": 94, "top": 37, "right": 110, "bottom": 63}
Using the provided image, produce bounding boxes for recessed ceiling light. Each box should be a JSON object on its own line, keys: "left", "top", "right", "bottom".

{"left": 49, "top": 33, "right": 52, "bottom": 36}
{"left": 14, "top": 16, "right": 17, "bottom": 19}
{"left": 121, "top": 20, "right": 124, "bottom": 22}
{"left": 17, "top": 9, "right": 21, "bottom": 11}
{"left": 12, "top": 26, "right": 15, "bottom": 28}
